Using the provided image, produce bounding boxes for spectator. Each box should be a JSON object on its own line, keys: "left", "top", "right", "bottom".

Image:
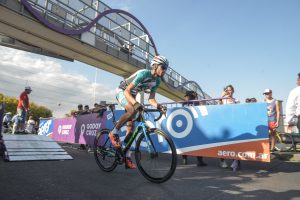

{"left": 81, "top": 105, "right": 91, "bottom": 115}
{"left": 219, "top": 85, "right": 240, "bottom": 170}
{"left": 92, "top": 102, "right": 107, "bottom": 117}
{"left": 2, "top": 112, "right": 12, "bottom": 130}
{"left": 182, "top": 90, "right": 207, "bottom": 167}
{"left": 11, "top": 113, "right": 22, "bottom": 134}
{"left": 263, "top": 89, "right": 280, "bottom": 152}
{"left": 245, "top": 98, "right": 257, "bottom": 103}
{"left": 17, "top": 86, "right": 32, "bottom": 133}
{"left": 286, "top": 73, "right": 300, "bottom": 132}
{"left": 220, "top": 85, "right": 239, "bottom": 104}
{"left": 25, "top": 116, "right": 36, "bottom": 134}
{"left": 120, "top": 42, "right": 134, "bottom": 56}
{"left": 73, "top": 104, "right": 83, "bottom": 117}
{"left": 250, "top": 98, "right": 257, "bottom": 103}
{"left": 91, "top": 103, "right": 99, "bottom": 113}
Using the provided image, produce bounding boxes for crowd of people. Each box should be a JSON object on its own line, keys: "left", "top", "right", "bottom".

{"left": 70, "top": 101, "right": 108, "bottom": 152}
{"left": 179, "top": 72, "right": 300, "bottom": 171}
{"left": 71, "top": 101, "right": 107, "bottom": 117}
{"left": 1, "top": 86, "right": 37, "bottom": 135}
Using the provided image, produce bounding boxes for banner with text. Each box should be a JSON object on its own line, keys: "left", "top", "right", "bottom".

{"left": 75, "top": 113, "right": 106, "bottom": 145}
{"left": 107, "top": 103, "right": 270, "bottom": 162}
{"left": 38, "top": 119, "right": 54, "bottom": 137}
{"left": 41, "top": 103, "right": 270, "bottom": 162}
{"left": 52, "top": 117, "right": 77, "bottom": 143}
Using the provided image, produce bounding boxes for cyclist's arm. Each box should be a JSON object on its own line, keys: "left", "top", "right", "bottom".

{"left": 148, "top": 92, "right": 158, "bottom": 108}
{"left": 124, "top": 83, "right": 138, "bottom": 105}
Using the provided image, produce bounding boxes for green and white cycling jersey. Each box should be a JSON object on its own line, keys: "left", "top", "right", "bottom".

{"left": 116, "top": 69, "right": 161, "bottom": 107}
{"left": 121, "top": 69, "right": 161, "bottom": 93}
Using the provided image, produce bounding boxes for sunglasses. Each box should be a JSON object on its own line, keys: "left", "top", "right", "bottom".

{"left": 160, "top": 64, "right": 168, "bottom": 70}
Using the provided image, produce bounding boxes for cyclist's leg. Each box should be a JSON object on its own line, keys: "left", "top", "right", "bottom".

{"left": 115, "top": 90, "right": 137, "bottom": 130}
{"left": 125, "top": 120, "right": 136, "bottom": 169}
{"left": 110, "top": 90, "right": 136, "bottom": 148}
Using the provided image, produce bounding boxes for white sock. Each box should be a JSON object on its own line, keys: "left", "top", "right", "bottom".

{"left": 126, "top": 150, "right": 132, "bottom": 158}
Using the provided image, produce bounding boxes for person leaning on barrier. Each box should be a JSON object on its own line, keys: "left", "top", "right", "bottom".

{"left": 286, "top": 73, "right": 300, "bottom": 132}
{"left": 81, "top": 105, "right": 91, "bottom": 115}
{"left": 120, "top": 42, "right": 134, "bottom": 56}
{"left": 263, "top": 88, "right": 280, "bottom": 152}
{"left": 219, "top": 85, "right": 240, "bottom": 170}
{"left": 245, "top": 98, "right": 257, "bottom": 103}
{"left": 92, "top": 102, "right": 107, "bottom": 117}
{"left": 181, "top": 90, "right": 207, "bottom": 167}
{"left": 72, "top": 104, "right": 84, "bottom": 117}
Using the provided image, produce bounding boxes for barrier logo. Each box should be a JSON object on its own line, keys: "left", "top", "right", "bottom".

{"left": 58, "top": 125, "right": 62, "bottom": 134}
{"left": 38, "top": 120, "right": 53, "bottom": 136}
{"left": 166, "top": 109, "right": 193, "bottom": 138}
{"left": 58, "top": 124, "right": 72, "bottom": 135}
{"left": 81, "top": 124, "right": 86, "bottom": 135}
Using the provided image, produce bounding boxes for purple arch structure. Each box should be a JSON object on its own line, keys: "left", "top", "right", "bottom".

{"left": 21, "top": 0, "right": 207, "bottom": 98}
{"left": 21, "top": 0, "right": 158, "bottom": 55}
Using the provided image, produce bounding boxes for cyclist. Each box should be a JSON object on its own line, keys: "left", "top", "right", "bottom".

{"left": 109, "top": 55, "right": 168, "bottom": 169}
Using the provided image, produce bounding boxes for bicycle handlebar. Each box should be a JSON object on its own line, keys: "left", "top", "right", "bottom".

{"left": 143, "top": 108, "right": 164, "bottom": 122}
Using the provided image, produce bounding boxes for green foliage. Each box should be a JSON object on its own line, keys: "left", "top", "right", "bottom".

{"left": 65, "top": 109, "right": 77, "bottom": 117}
{"left": 0, "top": 93, "right": 52, "bottom": 121}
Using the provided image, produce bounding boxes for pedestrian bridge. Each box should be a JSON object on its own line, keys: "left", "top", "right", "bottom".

{"left": 0, "top": 0, "right": 212, "bottom": 102}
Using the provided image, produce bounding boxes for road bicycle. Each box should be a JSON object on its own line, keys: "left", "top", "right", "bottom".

{"left": 274, "top": 131, "right": 299, "bottom": 152}
{"left": 94, "top": 104, "right": 177, "bottom": 183}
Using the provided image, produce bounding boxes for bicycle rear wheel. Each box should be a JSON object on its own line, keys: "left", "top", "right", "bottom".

{"left": 274, "top": 133, "right": 294, "bottom": 152}
{"left": 135, "top": 128, "right": 177, "bottom": 183}
{"left": 94, "top": 129, "right": 118, "bottom": 172}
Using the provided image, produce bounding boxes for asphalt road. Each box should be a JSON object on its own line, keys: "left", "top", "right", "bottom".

{"left": 1, "top": 147, "right": 300, "bottom": 200}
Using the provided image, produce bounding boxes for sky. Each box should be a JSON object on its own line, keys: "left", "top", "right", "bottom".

{"left": 0, "top": 0, "right": 299, "bottom": 117}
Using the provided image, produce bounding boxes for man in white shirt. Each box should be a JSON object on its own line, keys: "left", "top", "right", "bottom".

{"left": 286, "top": 73, "right": 300, "bottom": 132}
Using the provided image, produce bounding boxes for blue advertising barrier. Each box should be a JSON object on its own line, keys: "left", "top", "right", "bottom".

{"left": 104, "top": 103, "right": 270, "bottom": 162}
{"left": 40, "top": 103, "right": 270, "bottom": 162}
{"left": 38, "top": 119, "right": 54, "bottom": 137}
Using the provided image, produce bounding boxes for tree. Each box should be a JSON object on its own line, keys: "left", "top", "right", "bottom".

{"left": 0, "top": 93, "right": 52, "bottom": 121}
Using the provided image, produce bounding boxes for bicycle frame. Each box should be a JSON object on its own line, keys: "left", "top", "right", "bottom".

{"left": 107, "top": 105, "right": 157, "bottom": 158}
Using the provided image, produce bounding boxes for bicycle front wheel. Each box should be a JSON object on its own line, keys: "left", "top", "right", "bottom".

{"left": 135, "top": 128, "right": 177, "bottom": 183}
{"left": 94, "top": 129, "right": 118, "bottom": 172}
{"left": 274, "top": 133, "right": 294, "bottom": 152}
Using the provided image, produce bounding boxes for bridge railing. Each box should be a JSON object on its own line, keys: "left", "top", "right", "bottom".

{"left": 3, "top": 0, "right": 209, "bottom": 99}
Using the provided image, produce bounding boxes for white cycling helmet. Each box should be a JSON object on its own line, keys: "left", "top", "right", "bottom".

{"left": 150, "top": 55, "right": 169, "bottom": 69}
